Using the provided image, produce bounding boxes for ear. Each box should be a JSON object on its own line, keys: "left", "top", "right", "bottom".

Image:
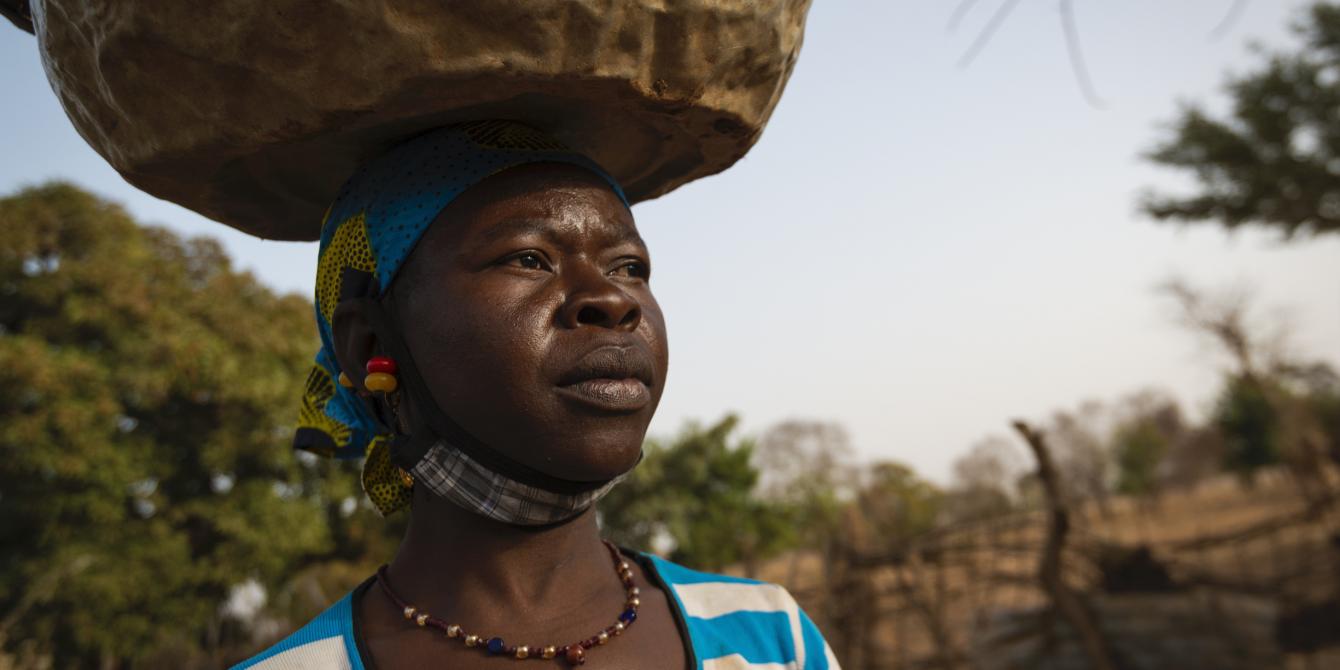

{"left": 331, "top": 299, "right": 378, "bottom": 389}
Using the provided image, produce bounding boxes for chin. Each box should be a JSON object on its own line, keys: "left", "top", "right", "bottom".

{"left": 498, "top": 411, "right": 652, "bottom": 483}
{"left": 577, "top": 424, "right": 650, "bottom": 480}
{"left": 440, "top": 380, "right": 660, "bottom": 483}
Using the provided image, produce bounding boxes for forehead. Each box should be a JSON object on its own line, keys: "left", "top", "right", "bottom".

{"left": 422, "top": 162, "right": 639, "bottom": 250}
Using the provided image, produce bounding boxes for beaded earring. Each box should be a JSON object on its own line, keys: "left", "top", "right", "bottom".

{"left": 363, "top": 356, "right": 398, "bottom": 393}
{"left": 362, "top": 355, "right": 412, "bottom": 488}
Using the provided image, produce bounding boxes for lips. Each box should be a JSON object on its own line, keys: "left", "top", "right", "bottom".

{"left": 555, "top": 345, "right": 656, "bottom": 412}
{"left": 556, "top": 345, "right": 655, "bottom": 387}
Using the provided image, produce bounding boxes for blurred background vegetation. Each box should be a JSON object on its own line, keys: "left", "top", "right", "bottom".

{"left": 4, "top": 2, "right": 1340, "bottom": 669}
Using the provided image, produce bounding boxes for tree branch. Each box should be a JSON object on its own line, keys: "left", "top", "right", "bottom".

{"left": 1211, "top": 0, "right": 1251, "bottom": 42}
{"left": 1060, "top": 0, "right": 1106, "bottom": 108}
{"left": 958, "top": 0, "right": 1025, "bottom": 68}
{"left": 1013, "top": 420, "right": 1120, "bottom": 670}
{"left": 948, "top": 0, "right": 985, "bottom": 33}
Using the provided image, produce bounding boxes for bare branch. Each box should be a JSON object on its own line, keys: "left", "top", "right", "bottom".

{"left": 957, "top": 0, "right": 1025, "bottom": 68}
{"left": 1012, "top": 420, "right": 1119, "bottom": 670}
{"left": 948, "top": 0, "right": 985, "bottom": 33}
{"left": 1060, "top": 0, "right": 1106, "bottom": 108}
{"left": 1210, "top": 0, "right": 1251, "bottom": 42}
{"left": 1157, "top": 277, "right": 1258, "bottom": 378}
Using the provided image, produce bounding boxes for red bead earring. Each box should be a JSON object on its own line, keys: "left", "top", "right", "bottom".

{"left": 364, "top": 356, "right": 399, "bottom": 393}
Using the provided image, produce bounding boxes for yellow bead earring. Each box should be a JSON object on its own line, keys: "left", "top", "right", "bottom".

{"left": 363, "top": 356, "right": 399, "bottom": 394}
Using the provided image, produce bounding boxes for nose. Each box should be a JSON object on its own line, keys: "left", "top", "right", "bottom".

{"left": 559, "top": 271, "right": 642, "bottom": 332}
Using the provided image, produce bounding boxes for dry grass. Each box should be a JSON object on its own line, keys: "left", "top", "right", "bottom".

{"left": 730, "top": 467, "right": 1340, "bottom": 670}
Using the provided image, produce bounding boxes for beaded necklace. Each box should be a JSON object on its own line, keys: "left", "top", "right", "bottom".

{"left": 375, "top": 540, "right": 641, "bottom": 666}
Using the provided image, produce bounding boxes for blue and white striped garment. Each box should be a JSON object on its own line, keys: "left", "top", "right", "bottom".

{"left": 233, "top": 551, "right": 841, "bottom": 670}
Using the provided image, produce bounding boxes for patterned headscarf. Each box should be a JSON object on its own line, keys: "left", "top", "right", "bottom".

{"left": 294, "top": 121, "right": 628, "bottom": 513}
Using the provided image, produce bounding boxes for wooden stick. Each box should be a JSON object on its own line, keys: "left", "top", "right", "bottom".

{"left": 1013, "top": 420, "right": 1120, "bottom": 670}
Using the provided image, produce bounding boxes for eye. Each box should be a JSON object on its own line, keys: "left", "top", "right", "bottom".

{"left": 504, "top": 252, "right": 549, "bottom": 271}
{"left": 611, "top": 259, "right": 650, "bottom": 280}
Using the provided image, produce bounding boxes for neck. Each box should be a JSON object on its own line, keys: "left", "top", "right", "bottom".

{"left": 383, "top": 485, "right": 617, "bottom": 624}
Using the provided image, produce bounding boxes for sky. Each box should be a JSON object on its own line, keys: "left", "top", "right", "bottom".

{"left": 3, "top": 0, "right": 1338, "bottom": 483}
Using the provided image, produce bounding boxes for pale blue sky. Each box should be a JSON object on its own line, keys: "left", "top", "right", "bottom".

{"left": 3, "top": 1, "right": 1337, "bottom": 482}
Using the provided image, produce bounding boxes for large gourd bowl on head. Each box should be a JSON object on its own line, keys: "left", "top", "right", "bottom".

{"left": 19, "top": 0, "right": 812, "bottom": 240}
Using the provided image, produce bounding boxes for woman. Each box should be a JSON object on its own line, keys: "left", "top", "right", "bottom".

{"left": 234, "top": 121, "right": 838, "bottom": 669}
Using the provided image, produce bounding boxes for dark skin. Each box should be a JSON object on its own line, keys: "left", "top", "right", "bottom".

{"left": 331, "top": 163, "right": 683, "bottom": 669}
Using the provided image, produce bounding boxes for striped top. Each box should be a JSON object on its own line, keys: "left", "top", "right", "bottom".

{"left": 233, "top": 551, "right": 840, "bottom": 670}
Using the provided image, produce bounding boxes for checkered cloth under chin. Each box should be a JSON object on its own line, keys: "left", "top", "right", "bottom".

{"left": 410, "top": 441, "right": 631, "bottom": 526}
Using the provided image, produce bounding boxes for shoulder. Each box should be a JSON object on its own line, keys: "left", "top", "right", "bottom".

{"left": 230, "top": 591, "right": 365, "bottom": 670}
{"left": 636, "top": 553, "right": 842, "bottom": 670}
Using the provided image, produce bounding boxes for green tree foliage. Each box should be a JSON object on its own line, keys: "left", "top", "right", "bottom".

{"left": 1158, "top": 277, "right": 1339, "bottom": 488}
{"left": 1112, "top": 420, "right": 1169, "bottom": 495}
{"left": 856, "top": 462, "right": 942, "bottom": 549}
{"left": 1111, "top": 394, "right": 1184, "bottom": 496}
{"left": 1213, "top": 375, "right": 1283, "bottom": 480}
{"left": 0, "top": 183, "right": 388, "bottom": 668}
{"left": 599, "top": 415, "right": 795, "bottom": 573}
{"left": 1143, "top": 2, "right": 1340, "bottom": 236}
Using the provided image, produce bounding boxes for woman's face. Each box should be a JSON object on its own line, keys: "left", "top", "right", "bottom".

{"left": 388, "top": 163, "right": 668, "bottom": 482}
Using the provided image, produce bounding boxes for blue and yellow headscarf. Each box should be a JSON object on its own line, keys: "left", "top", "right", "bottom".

{"left": 294, "top": 121, "right": 627, "bottom": 512}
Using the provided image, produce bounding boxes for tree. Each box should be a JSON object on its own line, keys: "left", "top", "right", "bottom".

{"left": 754, "top": 420, "right": 855, "bottom": 503}
{"left": 1159, "top": 278, "right": 1268, "bottom": 379}
{"left": 1143, "top": 2, "right": 1340, "bottom": 237}
{"left": 1110, "top": 392, "right": 1184, "bottom": 496}
{"left": 751, "top": 420, "right": 858, "bottom": 588}
{"left": 1046, "top": 403, "right": 1114, "bottom": 506}
{"left": 1157, "top": 277, "right": 1323, "bottom": 485}
{"left": 598, "top": 415, "right": 794, "bottom": 574}
{"left": 854, "top": 462, "right": 943, "bottom": 551}
{"left": 1213, "top": 374, "right": 1284, "bottom": 481}
{"left": 753, "top": 420, "right": 856, "bottom": 548}
{"left": 0, "top": 183, "right": 382, "bottom": 668}
{"left": 1294, "top": 362, "right": 1340, "bottom": 465}
{"left": 945, "top": 436, "right": 1026, "bottom": 523}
